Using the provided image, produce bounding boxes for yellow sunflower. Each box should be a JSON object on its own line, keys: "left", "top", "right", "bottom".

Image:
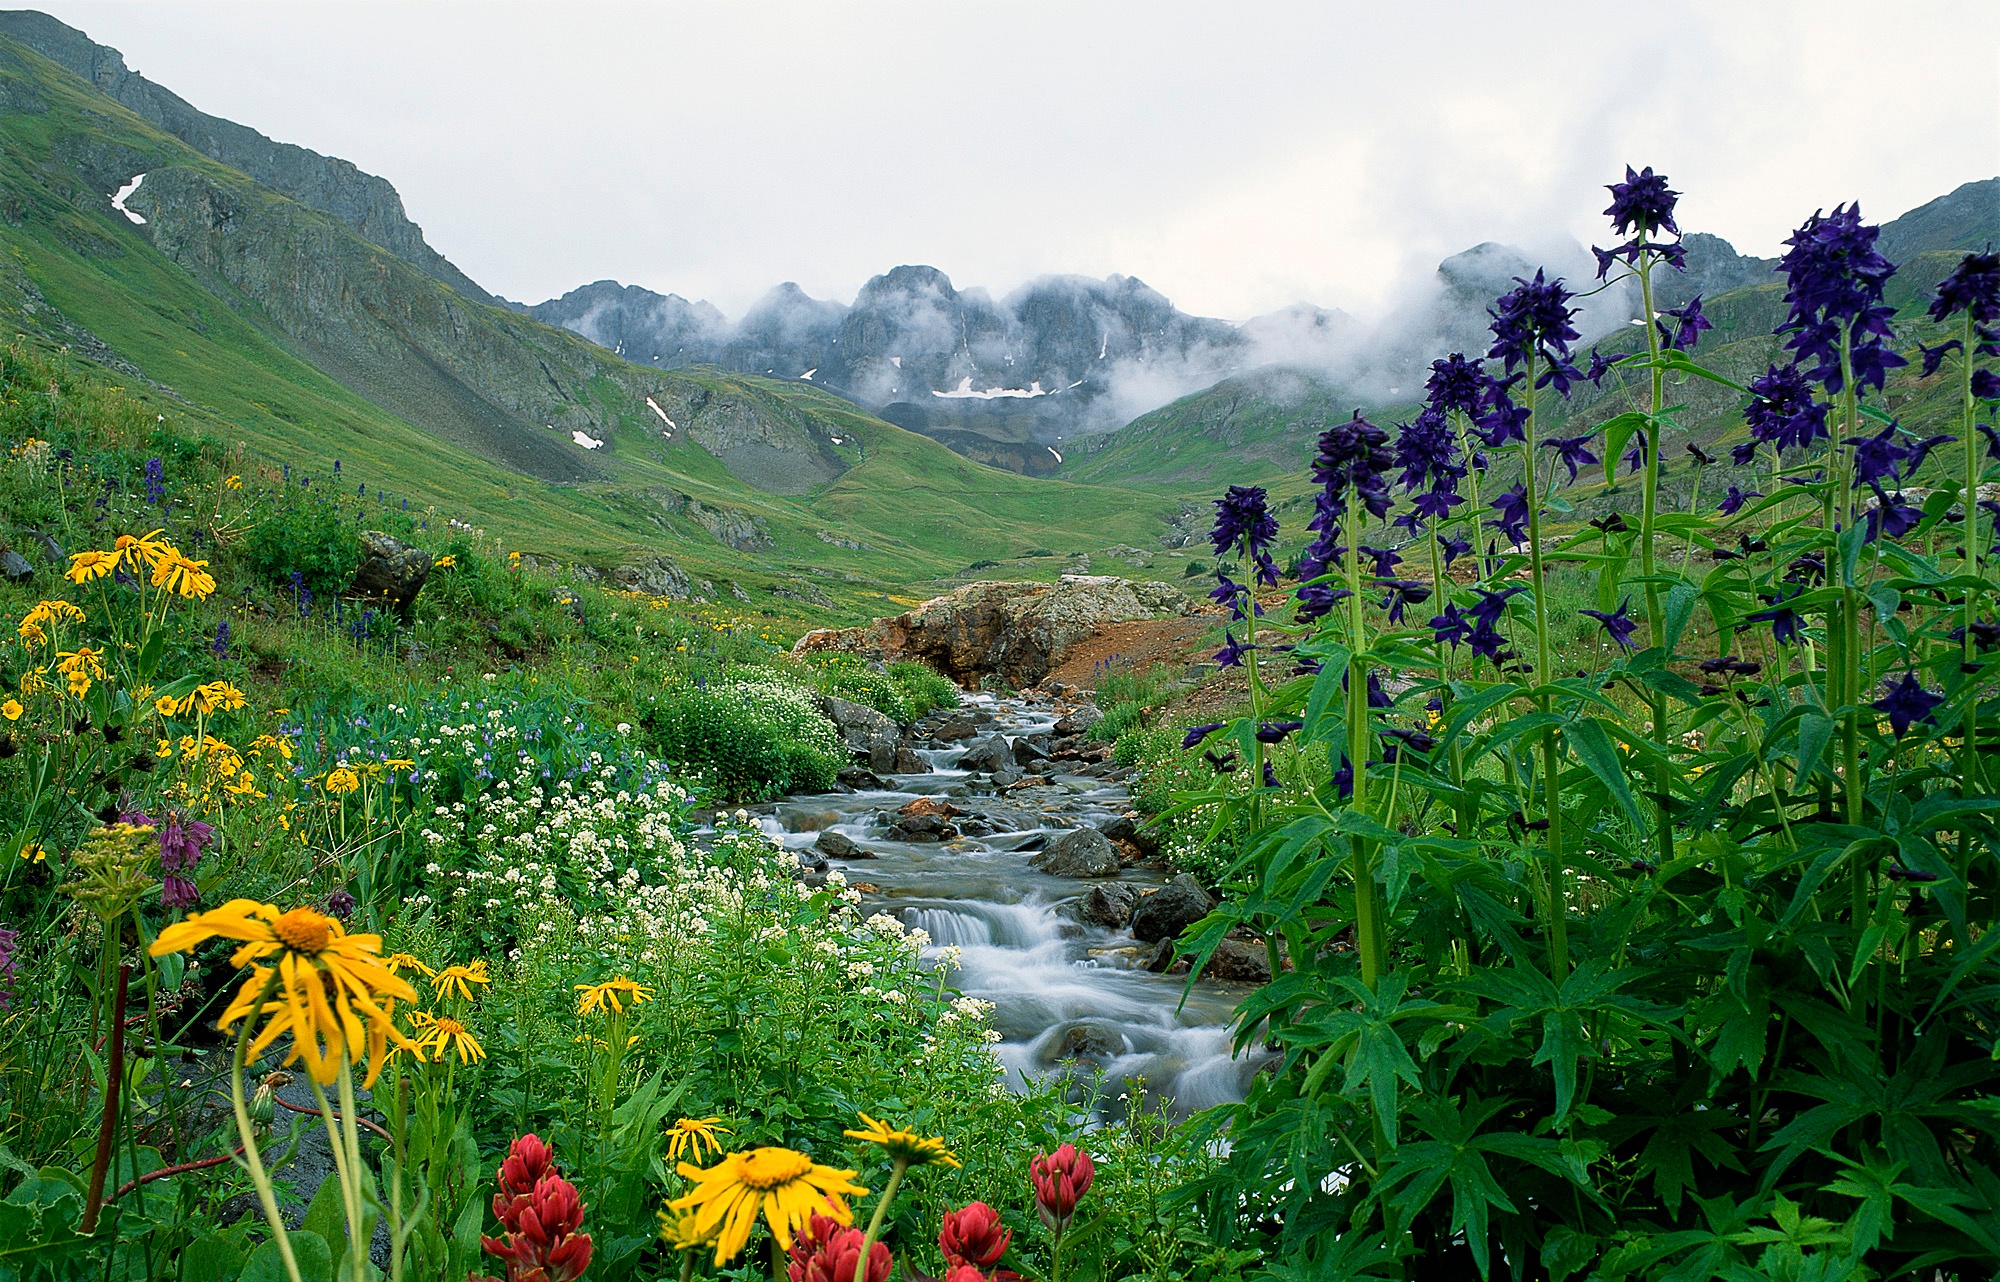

{"left": 116, "top": 530, "right": 173, "bottom": 574}
{"left": 384, "top": 953, "right": 436, "bottom": 979}
{"left": 669, "top": 1147, "right": 869, "bottom": 1265}
{"left": 2, "top": 699, "right": 21, "bottom": 721}
{"left": 432, "top": 961, "right": 491, "bottom": 1002}
{"left": 150, "top": 900, "right": 418, "bottom": 1088}
{"left": 666, "top": 1116, "right": 730, "bottom": 1163}
{"left": 151, "top": 550, "right": 216, "bottom": 600}
{"left": 323, "top": 766, "right": 361, "bottom": 795}
{"left": 576, "top": 977, "right": 653, "bottom": 1016}
{"left": 843, "top": 1113, "right": 960, "bottom": 1169}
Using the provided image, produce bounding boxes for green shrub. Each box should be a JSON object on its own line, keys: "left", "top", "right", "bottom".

{"left": 643, "top": 674, "right": 844, "bottom": 800}
{"left": 244, "top": 488, "right": 365, "bottom": 594}
{"left": 888, "top": 660, "right": 959, "bottom": 718}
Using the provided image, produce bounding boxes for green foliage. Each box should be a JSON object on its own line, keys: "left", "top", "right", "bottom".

{"left": 1088, "top": 664, "right": 1184, "bottom": 744}
{"left": 888, "top": 659, "right": 960, "bottom": 718}
{"left": 241, "top": 486, "right": 365, "bottom": 595}
{"left": 642, "top": 674, "right": 845, "bottom": 801}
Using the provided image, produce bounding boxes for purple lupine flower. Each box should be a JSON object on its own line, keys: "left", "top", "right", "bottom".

{"left": 142, "top": 457, "right": 166, "bottom": 506}
{"left": 1211, "top": 485, "right": 1281, "bottom": 586}
{"left": 1746, "top": 587, "right": 1805, "bottom": 645}
{"left": 211, "top": 620, "right": 231, "bottom": 659}
{"left": 1604, "top": 165, "right": 1680, "bottom": 238}
{"left": 1917, "top": 338, "right": 1964, "bottom": 378}
{"left": 1927, "top": 250, "right": 2000, "bottom": 328}
{"left": 1488, "top": 483, "right": 1531, "bottom": 545}
{"left": 1439, "top": 534, "right": 1472, "bottom": 566}
{"left": 1874, "top": 671, "right": 1944, "bottom": 737}
{"left": 1580, "top": 599, "right": 1640, "bottom": 651}
{"left": 1425, "top": 353, "right": 1487, "bottom": 418}
{"left": 1659, "top": 295, "right": 1713, "bottom": 352}
{"left": 1744, "top": 362, "right": 1829, "bottom": 453}
{"left": 1255, "top": 720, "right": 1304, "bottom": 744}
{"left": 1776, "top": 203, "right": 1906, "bottom": 396}
{"left": 1475, "top": 377, "right": 1530, "bottom": 447}
{"left": 1488, "top": 270, "right": 1583, "bottom": 393}
{"left": 1846, "top": 424, "right": 1910, "bottom": 486}
{"left": 1180, "top": 722, "right": 1225, "bottom": 750}
{"left": 327, "top": 889, "right": 356, "bottom": 919}
{"left": 1542, "top": 432, "right": 1600, "bottom": 483}
{"left": 1583, "top": 348, "right": 1615, "bottom": 386}
{"left": 1864, "top": 486, "right": 1923, "bottom": 542}
{"left": 1429, "top": 603, "right": 1471, "bottom": 647}
{"left": 0, "top": 924, "right": 18, "bottom": 1010}
{"left": 1214, "top": 633, "right": 1252, "bottom": 668}
{"left": 1379, "top": 579, "right": 1432, "bottom": 624}
{"left": 1719, "top": 485, "right": 1762, "bottom": 516}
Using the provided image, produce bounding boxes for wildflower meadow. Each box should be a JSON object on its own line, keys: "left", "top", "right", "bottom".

{"left": 0, "top": 165, "right": 1996, "bottom": 1282}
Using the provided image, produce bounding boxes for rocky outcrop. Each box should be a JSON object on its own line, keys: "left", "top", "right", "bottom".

{"left": 611, "top": 556, "right": 696, "bottom": 599}
{"left": 792, "top": 576, "right": 1194, "bottom": 687}
{"left": 814, "top": 695, "right": 902, "bottom": 772}
{"left": 956, "top": 734, "right": 1013, "bottom": 773}
{"left": 347, "top": 531, "right": 432, "bottom": 614}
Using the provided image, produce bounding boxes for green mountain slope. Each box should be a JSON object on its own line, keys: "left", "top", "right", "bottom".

{"left": 0, "top": 27, "right": 1178, "bottom": 617}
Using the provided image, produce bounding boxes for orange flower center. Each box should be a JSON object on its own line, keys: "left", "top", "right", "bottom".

{"left": 272, "top": 907, "right": 334, "bottom": 954}
{"left": 738, "top": 1148, "right": 814, "bottom": 1189}
{"left": 435, "top": 1017, "right": 466, "bottom": 1036}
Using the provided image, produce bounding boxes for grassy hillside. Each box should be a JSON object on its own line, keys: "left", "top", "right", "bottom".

{"left": 0, "top": 34, "right": 1179, "bottom": 623}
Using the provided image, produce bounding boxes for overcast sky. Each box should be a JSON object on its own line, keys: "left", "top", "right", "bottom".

{"left": 29, "top": 0, "right": 2000, "bottom": 322}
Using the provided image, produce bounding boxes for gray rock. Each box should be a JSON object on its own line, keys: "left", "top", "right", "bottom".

{"left": 1054, "top": 704, "right": 1103, "bottom": 735}
{"left": 1038, "top": 1021, "right": 1127, "bottom": 1066}
{"left": 815, "top": 694, "right": 901, "bottom": 769}
{"left": 347, "top": 530, "right": 431, "bottom": 614}
{"left": 1130, "top": 874, "right": 1215, "bottom": 943}
{"left": 1144, "top": 939, "right": 1189, "bottom": 974}
{"left": 835, "top": 765, "right": 888, "bottom": 790}
{"left": 795, "top": 849, "right": 829, "bottom": 874}
{"left": 990, "top": 766, "right": 1024, "bottom": 788}
{"left": 1202, "top": 938, "right": 1273, "bottom": 983}
{"left": 814, "top": 830, "right": 873, "bottom": 859}
{"left": 887, "top": 812, "right": 957, "bottom": 842}
{"left": 931, "top": 716, "right": 980, "bottom": 742}
{"left": 0, "top": 548, "right": 32, "bottom": 584}
{"left": 1030, "top": 826, "right": 1120, "bottom": 878}
{"left": 1012, "top": 736, "right": 1051, "bottom": 767}
{"left": 892, "top": 744, "right": 929, "bottom": 774}
{"left": 1076, "top": 882, "right": 1143, "bottom": 929}
{"left": 1094, "top": 814, "right": 1139, "bottom": 844}
{"left": 956, "top": 734, "right": 1013, "bottom": 773}
{"left": 612, "top": 556, "right": 695, "bottom": 600}
{"left": 16, "top": 529, "right": 63, "bottom": 565}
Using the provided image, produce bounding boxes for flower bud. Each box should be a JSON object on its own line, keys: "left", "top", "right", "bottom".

{"left": 1029, "top": 1144, "right": 1094, "bottom": 1233}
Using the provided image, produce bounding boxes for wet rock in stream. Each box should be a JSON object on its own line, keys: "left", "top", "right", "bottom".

{"left": 1131, "top": 874, "right": 1215, "bottom": 942}
{"left": 1029, "top": 826, "right": 1120, "bottom": 878}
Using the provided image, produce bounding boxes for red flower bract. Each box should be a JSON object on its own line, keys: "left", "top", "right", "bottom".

{"left": 939, "top": 1200, "right": 1011, "bottom": 1267}
{"left": 1029, "top": 1144, "right": 1094, "bottom": 1232}
{"left": 786, "top": 1212, "right": 891, "bottom": 1282}
{"left": 475, "top": 1134, "right": 593, "bottom": 1282}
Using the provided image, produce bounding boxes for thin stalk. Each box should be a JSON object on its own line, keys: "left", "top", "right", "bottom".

{"left": 1343, "top": 526, "right": 1384, "bottom": 987}
{"left": 79, "top": 963, "right": 129, "bottom": 1235}
{"left": 1521, "top": 362, "right": 1570, "bottom": 979}
{"left": 1636, "top": 247, "right": 1674, "bottom": 867}
{"left": 1959, "top": 308, "right": 1984, "bottom": 797}
{"left": 852, "top": 1158, "right": 907, "bottom": 1282}
{"left": 307, "top": 1072, "right": 365, "bottom": 1282}
{"left": 230, "top": 973, "right": 303, "bottom": 1282}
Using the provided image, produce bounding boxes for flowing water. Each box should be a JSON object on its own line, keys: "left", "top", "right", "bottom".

{"left": 750, "top": 691, "right": 1270, "bottom": 1118}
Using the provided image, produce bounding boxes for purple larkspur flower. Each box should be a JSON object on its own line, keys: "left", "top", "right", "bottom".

{"left": 1744, "top": 362, "right": 1829, "bottom": 454}
{"left": 1584, "top": 347, "right": 1615, "bottom": 386}
{"left": 1605, "top": 165, "right": 1680, "bottom": 238}
{"left": 1902, "top": 433, "right": 1956, "bottom": 475}
{"left": 1466, "top": 585, "right": 1524, "bottom": 632}
{"left": 1180, "top": 722, "right": 1225, "bottom": 750}
{"left": 1439, "top": 534, "right": 1472, "bottom": 566}
{"left": 1580, "top": 599, "right": 1639, "bottom": 651}
{"left": 1874, "top": 671, "right": 1944, "bottom": 737}
{"left": 1332, "top": 755, "right": 1353, "bottom": 801}
{"left": 1378, "top": 579, "right": 1432, "bottom": 624}
{"left": 1542, "top": 432, "right": 1599, "bottom": 484}
{"left": 1429, "top": 602, "right": 1471, "bottom": 647}
{"left": 1928, "top": 250, "right": 2000, "bottom": 328}
{"left": 1864, "top": 485, "right": 1923, "bottom": 543}
{"left": 1359, "top": 544, "right": 1402, "bottom": 577}
{"left": 1488, "top": 483, "right": 1531, "bottom": 545}
{"left": 1255, "top": 720, "right": 1304, "bottom": 744}
{"left": 1777, "top": 203, "right": 1906, "bottom": 396}
{"left": 1475, "top": 377, "right": 1530, "bottom": 447}
{"left": 1845, "top": 423, "right": 1910, "bottom": 486}
{"left": 1211, "top": 485, "right": 1280, "bottom": 586}
{"left": 1746, "top": 587, "right": 1805, "bottom": 645}
{"left": 1215, "top": 633, "right": 1252, "bottom": 668}
{"left": 1918, "top": 338, "right": 1964, "bottom": 378}
{"left": 1719, "top": 484, "right": 1762, "bottom": 516}
{"left": 1425, "top": 353, "right": 1487, "bottom": 418}
{"left": 1659, "top": 295, "right": 1713, "bottom": 352}
{"left": 1393, "top": 407, "right": 1464, "bottom": 493}
{"left": 1488, "top": 270, "right": 1583, "bottom": 393}
{"left": 327, "top": 889, "right": 356, "bottom": 919}
{"left": 1975, "top": 370, "right": 2000, "bottom": 401}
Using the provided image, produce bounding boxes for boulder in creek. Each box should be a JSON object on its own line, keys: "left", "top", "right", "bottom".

{"left": 897, "top": 797, "right": 962, "bottom": 819}
{"left": 1012, "top": 736, "right": 1052, "bottom": 767}
{"left": 790, "top": 576, "right": 1196, "bottom": 687}
{"left": 989, "top": 766, "right": 1025, "bottom": 789}
{"left": 1038, "top": 1020, "right": 1127, "bottom": 1067}
{"left": 956, "top": 734, "right": 1013, "bottom": 773}
{"left": 887, "top": 812, "right": 958, "bottom": 842}
{"left": 1202, "top": 938, "right": 1274, "bottom": 984}
{"left": 1053, "top": 704, "right": 1103, "bottom": 735}
{"left": 1076, "top": 882, "right": 1144, "bottom": 929}
{"left": 893, "top": 744, "right": 930, "bottom": 774}
{"left": 835, "top": 765, "right": 888, "bottom": 790}
{"left": 814, "top": 695, "right": 901, "bottom": 769}
{"left": 1030, "top": 827, "right": 1120, "bottom": 878}
{"left": 348, "top": 531, "right": 432, "bottom": 615}
{"left": 814, "top": 830, "right": 873, "bottom": 860}
{"left": 1130, "top": 874, "right": 1215, "bottom": 943}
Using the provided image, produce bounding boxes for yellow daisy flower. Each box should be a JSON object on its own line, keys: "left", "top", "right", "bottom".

{"left": 323, "top": 766, "right": 361, "bottom": 795}
{"left": 669, "top": 1147, "right": 868, "bottom": 1265}
{"left": 150, "top": 900, "right": 418, "bottom": 1088}
{"left": 64, "top": 548, "right": 121, "bottom": 584}
{"left": 843, "top": 1113, "right": 960, "bottom": 1169}
{"left": 412, "top": 1013, "right": 485, "bottom": 1065}
{"left": 383, "top": 953, "right": 436, "bottom": 979}
{"left": 666, "top": 1116, "right": 730, "bottom": 1163}
{"left": 576, "top": 977, "right": 653, "bottom": 1016}
{"left": 151, "top": 550, "right": 216, "bottom": 600}
{"left": 2, "top": 699, "right": 21, "bottom": 721}
{"left": 432, "top": 960, "right": 491, "bottom": 1002}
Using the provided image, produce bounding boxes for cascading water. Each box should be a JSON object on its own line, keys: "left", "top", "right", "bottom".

{"left": 755, "top": 691, "right": 1271, "bottom": 1119}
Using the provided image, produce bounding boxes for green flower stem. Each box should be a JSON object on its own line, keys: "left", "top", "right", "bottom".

{"left": 1958, "top": 308, "right": 1985, "bottom": 797}
{"left": 1521, "top": 362, "right": 1570, "bottom": 979}
{"left": 1240, "top": 531, "right": 1267, "bottom": 817}
{"left": 79, "top": 962, "right": 128, "bottom": 1235}
{"left": 853, "top": 1157, "right": 907, "bottom": 1282}
{"left": 307, "top": 1066, "right": 366, "bottom": 1282}
{"left": 1835, "top": 330, "right": 1867, "bottom": 926}
{"left": 230, "top": 973, "right": 303, "bottom": 1282}
{"left": 1636, "top": 245, "right": 1674, "bottom": 867}
{"left": 1343, "top": 519, "right": 1385, "bottom": 987}
{"left": 678, "top": 1251, "right": 696, "bottom": 1282}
